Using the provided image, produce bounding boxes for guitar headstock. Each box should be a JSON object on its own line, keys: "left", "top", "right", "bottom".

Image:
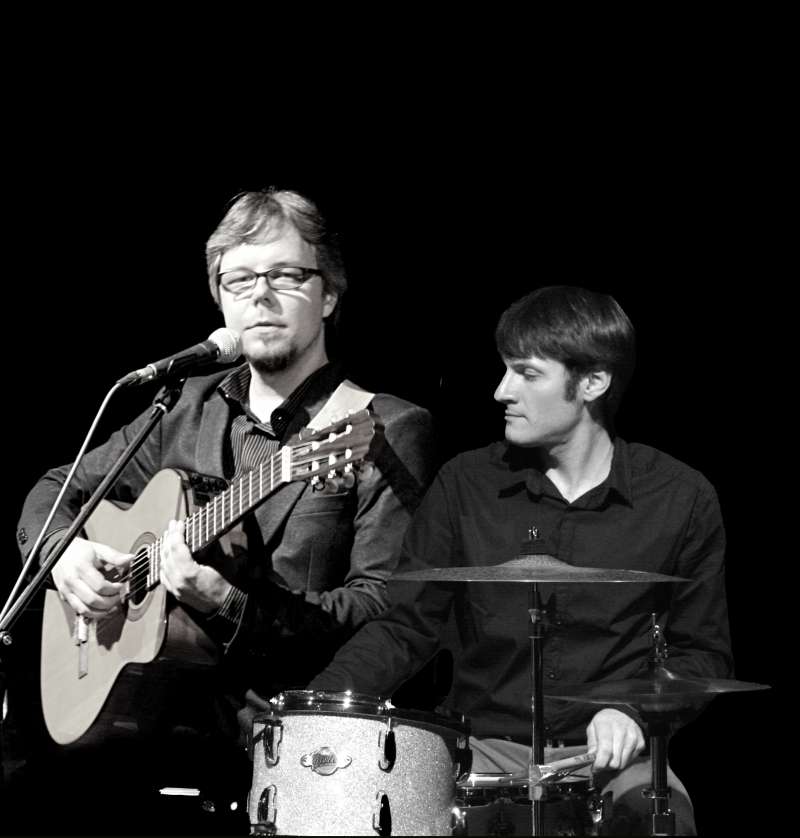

{"left": 289, "top": 409, "right": 376, "bottom": 490}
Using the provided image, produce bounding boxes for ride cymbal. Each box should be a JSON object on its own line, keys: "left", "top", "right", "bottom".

{"left": 392, "top": 554, "right": 688, "bottom": 584}
{"left": 545, "top": 666, "right": 770, "bottom": 711}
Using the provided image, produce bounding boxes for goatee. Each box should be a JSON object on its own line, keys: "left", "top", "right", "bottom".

{"left": 249, "top": 346, "right": 298, "bottom": 374}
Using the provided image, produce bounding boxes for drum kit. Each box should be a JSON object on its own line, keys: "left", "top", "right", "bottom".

{"left": 248, "top": 542, "right": 770, "bottom": 836}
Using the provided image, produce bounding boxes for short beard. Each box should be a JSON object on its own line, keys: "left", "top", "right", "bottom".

{"left": 248, "top": 345, "right": 298, "bottom": 375}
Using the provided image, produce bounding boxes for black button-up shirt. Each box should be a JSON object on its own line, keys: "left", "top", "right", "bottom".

{"left": 311, "top": 438, "right": 733, "bottom": 742}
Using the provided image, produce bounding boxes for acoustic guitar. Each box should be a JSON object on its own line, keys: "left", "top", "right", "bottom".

{"left": 40, "top": 410, "right": 375, "bottom": 745}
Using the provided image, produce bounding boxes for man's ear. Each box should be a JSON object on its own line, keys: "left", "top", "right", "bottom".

{"left": 322, "top": 291, "right": 338, "bottom": 319}
{"left": 581, "top": 370, "right": 612, "bottom": 403}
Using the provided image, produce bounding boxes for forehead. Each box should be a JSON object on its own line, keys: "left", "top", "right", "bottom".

{"left": 219, "top": 225, "right": 315, "bottom": 272}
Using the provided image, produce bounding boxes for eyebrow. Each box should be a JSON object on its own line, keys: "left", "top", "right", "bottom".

{"left": 507, "top": 358, "right": 549, "bottom": 373}
{"left": 219, "top": 260, "right": 299, "bottom": 273}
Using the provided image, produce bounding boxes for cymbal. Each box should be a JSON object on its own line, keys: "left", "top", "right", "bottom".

{"left": 545, "top": 666, "right": 770, "bottom": 712}
{"left": 392, "top": 553, "right": 688, "bottom": 584}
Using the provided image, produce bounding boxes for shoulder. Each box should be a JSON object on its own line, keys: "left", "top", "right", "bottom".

{"left": 370, "top": 392, "right": 431, "bottom": 422}
{"left": 176, "top": 365, "right": 239, "bottom": 401}
{"left": 624, "top": 440, "right": 719, "bottom": 502}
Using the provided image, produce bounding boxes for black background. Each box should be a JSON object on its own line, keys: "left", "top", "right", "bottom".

{"left": 0, "top": 103, "right": 784, "bottom": 838}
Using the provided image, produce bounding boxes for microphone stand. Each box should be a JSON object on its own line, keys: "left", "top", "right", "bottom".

{"left": 0, "top": 378, "right": 187, "bottom": 644}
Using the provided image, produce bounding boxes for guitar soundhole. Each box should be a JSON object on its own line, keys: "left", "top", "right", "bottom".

{"left": 128, "top": 533, "right": 157, "bottom": 607}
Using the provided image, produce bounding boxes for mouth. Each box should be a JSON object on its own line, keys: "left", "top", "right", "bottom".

{"left": 247, "top": 322, "right": 285, "bottom": 330}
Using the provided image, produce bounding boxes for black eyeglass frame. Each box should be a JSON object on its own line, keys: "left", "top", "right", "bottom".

{"left": 218, "top": 266, "right": 324, "bottom": 296}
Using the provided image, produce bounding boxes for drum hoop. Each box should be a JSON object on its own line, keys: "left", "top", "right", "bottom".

{"left": 258, "top": 690, "right": 469, "bottom": 736}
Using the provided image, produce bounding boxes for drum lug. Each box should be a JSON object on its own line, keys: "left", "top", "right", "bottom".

{"left": 454, "top": 735, "right": 473, "bottom": 782}
{"left": 588, "top": 788, "right": 613, "bottom": 828}
{"left": 372, "top": 791, "right": 392, "bottom": 836}
{"left": 262, "top": 719, "right": 283, "bottom": 767}
{"left": 378, "top": 721, "right": 396, "bottom": 772}
{"left": 451, "top": 805, "right": 467, "bottom": 836}
{"left": 254, "top": 784, "right": 277, "bottom": 835}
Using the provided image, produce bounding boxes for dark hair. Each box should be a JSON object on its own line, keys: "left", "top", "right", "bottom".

{"left": 495, "top": 286, "right": 636, "bottom": 424}
{"left": 205, "top": 188, "right": 347, "bottom": 321}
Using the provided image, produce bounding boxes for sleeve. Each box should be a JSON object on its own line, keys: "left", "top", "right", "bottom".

{"left": 16, "top": 405, "right": 164, "bottom": 566}
{"left": 308, "top": 462, "right": 461, "bottom": 697}
{"left": 665, "top": 478, "right": 734, "bottom": 680}
{"left": 229, "top": 401, "right": 439, "bottom": 657}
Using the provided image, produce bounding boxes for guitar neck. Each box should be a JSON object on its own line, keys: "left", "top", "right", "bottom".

{"left": 128, "top": 411, "right": 373, "bottom": 597}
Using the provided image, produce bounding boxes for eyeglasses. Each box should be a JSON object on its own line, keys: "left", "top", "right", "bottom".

{"left": 218, "top": 266, "right": 323, "bottom": 297}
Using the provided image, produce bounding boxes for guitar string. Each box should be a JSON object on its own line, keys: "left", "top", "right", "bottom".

{"left": 89, "top": 425, "right": 367, "bottom": 622}
{"left": 117, "top": 437, "right": 362, "bottom": 600}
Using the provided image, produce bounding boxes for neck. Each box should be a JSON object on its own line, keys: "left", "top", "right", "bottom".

{"left": 540, "top": 421, "right": 614, "bottom": 503}
{"left": 247, "top": 347, "right": 329, "bottom": 423}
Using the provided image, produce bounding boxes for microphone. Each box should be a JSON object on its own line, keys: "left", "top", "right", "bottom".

{"left": 117, "top": 327, "right": 242, "bottom": 386}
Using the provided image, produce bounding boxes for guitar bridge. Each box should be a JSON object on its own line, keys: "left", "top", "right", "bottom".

{"left": 73, "top": 615, "right": 90, "bottom": 679}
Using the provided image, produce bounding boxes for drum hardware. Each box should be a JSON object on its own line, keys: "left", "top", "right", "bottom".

{"left": 395, "top": 542, "right": 689, "bottom": 837}
{"left": 248, "top": 690, "right": 470, "bottom": 835}
{"left": 254, "top": 718, "right": 283, "bottom": 767}
{"left": 253, "top": 785, "right": 277, "bottom": 836}
{"left": 546, "top": 614, "right": 771, "bottom": 836}
{"left": 372, "top": 791, "right": 391, "bottom": 836}
{"left": 454, "top": 773, "right": 611, "bottom": 837}
{"left": 378, "top": 717, "right": 396, "bottom": 771}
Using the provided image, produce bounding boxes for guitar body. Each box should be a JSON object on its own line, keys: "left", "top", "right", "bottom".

{"left": 38, "top": 410, "right": 375, "bottom": 746}
{"left": 40, "top": 469, "right": 217, "bottom": 746}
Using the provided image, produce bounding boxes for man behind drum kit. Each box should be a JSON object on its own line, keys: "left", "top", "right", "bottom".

{"left": 310, "top": 285, "right": 733, "bottom": 835}
{"left": 8, "top": 188, "right": 436, "bottom": 834}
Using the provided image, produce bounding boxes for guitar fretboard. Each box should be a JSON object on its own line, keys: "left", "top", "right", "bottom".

{"left": 123, "top": 427, "right": 361, "bottom": 601}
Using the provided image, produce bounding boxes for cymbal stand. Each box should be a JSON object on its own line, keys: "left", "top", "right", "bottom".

{"left": 643, "top": 615, "right": 675, "bottom": 836}
{"left": 642, "top": 714, "right": 675, "bottom": 836}
{"left": 528, "top": 580, "right": 546, "bottom": 836}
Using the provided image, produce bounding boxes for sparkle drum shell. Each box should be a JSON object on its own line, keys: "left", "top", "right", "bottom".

{"left": 248, "top": 691, "right": 471, "bottom": 836}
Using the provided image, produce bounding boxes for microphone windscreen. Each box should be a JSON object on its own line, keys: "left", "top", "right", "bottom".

{"left": 208, "top": 327, "right": 242, "bottom": 363}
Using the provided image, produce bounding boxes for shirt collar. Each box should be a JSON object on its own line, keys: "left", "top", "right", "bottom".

{"left": 218, "top": 361, "right": 342, "bottom": 438}
{"left": 496, "top": 437, "right": 634, "bottom": 507}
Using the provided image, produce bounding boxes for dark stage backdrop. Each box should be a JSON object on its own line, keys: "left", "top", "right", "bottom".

{"left": 1, "top": 169, "right": 779, "bottom": 836}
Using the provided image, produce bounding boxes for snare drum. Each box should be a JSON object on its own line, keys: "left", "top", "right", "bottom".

{"left": 454, "top": 772, "right": 612, "bottom": 836}
{"left": 248, "top": 690, "right": 470, "bottom": 836}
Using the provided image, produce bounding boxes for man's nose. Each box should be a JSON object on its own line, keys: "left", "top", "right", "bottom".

{"left": 250, "top": 275, "right": 279, "bottom": 304}
{"left": 494, "top": 371, "right": 516, "bottom": 403}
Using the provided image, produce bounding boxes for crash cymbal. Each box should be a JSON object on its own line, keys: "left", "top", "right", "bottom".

{"left": 392, "top": 553, "right": 688, "bottom": 584}
{"left": 545, "top": 666, "right": 770, "bottom": 711}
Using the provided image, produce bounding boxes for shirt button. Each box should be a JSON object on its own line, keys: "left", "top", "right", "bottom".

{"left": 547, "top": 671, "right": 557, "bottom": 679}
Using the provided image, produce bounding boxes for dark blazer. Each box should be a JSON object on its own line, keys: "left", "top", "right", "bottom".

{"left": 17, "top": 363, "right": 436, "bottom": 739}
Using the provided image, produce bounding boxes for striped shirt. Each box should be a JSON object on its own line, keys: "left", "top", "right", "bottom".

{"left": 207, "top": 362, "right": 334, "bottom": 641}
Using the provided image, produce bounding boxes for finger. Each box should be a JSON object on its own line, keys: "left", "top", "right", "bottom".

{"left": 608, "top": 724, "right": 626, "bottom": 769}
{"left": 589, "top": 724, "right": 613, "bottom": 770}
{"left": 76, "top": 561, "right": 125, "bottom": 597}
{"left": 63, "top": 579, "right": 119, "bottom": 618}
{"left": 72, "top": 576, "right": 121, "bottom": 612}
{"left": 163, "top": 521, "right": 195, "bottom": 576}
{"left": 618, "top": 729, "right": 638, "bottom": 769}
{"left": 93, "top": 542, "right": 134, "bottom": 567}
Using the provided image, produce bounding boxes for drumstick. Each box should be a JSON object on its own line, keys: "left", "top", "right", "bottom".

{"left": 530, "top": 751, "right": 596, "bottom": 783}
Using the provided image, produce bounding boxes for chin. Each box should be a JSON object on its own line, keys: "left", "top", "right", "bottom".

{"left": 504, "top": 429, "right": 540, "bottom": 448}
